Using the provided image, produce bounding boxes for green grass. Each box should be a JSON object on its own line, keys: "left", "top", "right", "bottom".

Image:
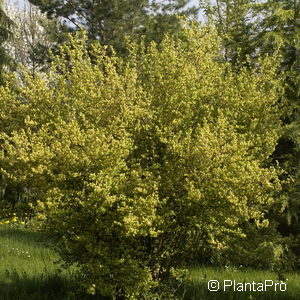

{"left": 0, "top": 223, "right": 76, "bottom": 300}
{"left": 179, "top": 265, "right": 300, "bottom": 299}
{"left": 1, "top": 224, "right": 300, "bottom": 299}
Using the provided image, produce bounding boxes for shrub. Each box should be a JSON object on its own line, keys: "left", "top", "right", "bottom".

{"left": 0, "top": 23, "right": 284, "bottom": 298}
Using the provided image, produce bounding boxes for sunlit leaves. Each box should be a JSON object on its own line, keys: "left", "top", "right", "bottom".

{"left": 0, "top": 23, "right": 284, "bottom": 298}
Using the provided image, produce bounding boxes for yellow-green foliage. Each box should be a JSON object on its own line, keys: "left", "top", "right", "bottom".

{"left": 0, "top": 23, "right": 283, "bottom": 298}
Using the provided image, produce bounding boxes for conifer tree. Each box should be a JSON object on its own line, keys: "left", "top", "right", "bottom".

{"left": 200, "top": 0, "right": 256, "bottom": 66}
{"left": 27, "top": 0, "right": 199, "bottom": 53}
{"left": 0, "top": 0, "right": 14, "bottom": 82}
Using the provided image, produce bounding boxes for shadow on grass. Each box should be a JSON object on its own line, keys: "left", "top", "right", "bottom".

{"left": 0, "top": 226, "right": 112, "bottom": 299}
{"left": 0, "top": 271, "right": 112, "bottom": 300}
{"left": 179, "top": 279, "right": 300, "bottom": 300}
{"left": 0, "top": 271, "right": 74, "bottom": 300}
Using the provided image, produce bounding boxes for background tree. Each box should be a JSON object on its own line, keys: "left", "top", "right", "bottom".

{"left": 200, "top": 0, "right": 256, "bottom": 66}
{"left": 4, "top": 3, "right": 63, "bottom": 78}
{"left": 27, "top": 0, "right": 199, "bottom": 53}
{"left": 0, "top": 0, "right": 14, "bottom": 82}
{"left": 141, "top": 0, "right": 199, "bottom": 44}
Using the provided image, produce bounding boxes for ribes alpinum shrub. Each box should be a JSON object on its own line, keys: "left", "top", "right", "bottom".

{"left": 0, "top": 23, "right": 284, "bottom": 298}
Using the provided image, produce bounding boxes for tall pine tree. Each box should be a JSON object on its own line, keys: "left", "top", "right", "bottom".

{"left": 27, "top": 0, "right": 199, "bottom": 53}
{"left": 141, "top": 0, "right": 199, "bottom": 44}
{"left": 0, "top": 0, "right": 14, "bottom": 82}
{"left": 200, "top": 0, "right": 256, "bottom": 66}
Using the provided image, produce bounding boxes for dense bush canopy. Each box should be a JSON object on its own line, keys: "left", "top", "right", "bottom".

{"left": 0, "top": 23, "right": 284, "bottom": 298}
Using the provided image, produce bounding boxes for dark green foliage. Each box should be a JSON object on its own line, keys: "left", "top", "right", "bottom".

{"left": 141, "top": 0, "right": 199, "bottom": 44}
{"left": 27, "top": 0, "right": 199, "bottom": 53}
{"left": 247, "top": 0, "right": 300, "bottom": 158}
{"left": 254, "top": 0, "right": 300, "bottom": 268}
{"left": 0, "top": 0, "right": 14, "bottom": 82}
{"left": 200, "top": 0, "right": 257, "bottom": 66}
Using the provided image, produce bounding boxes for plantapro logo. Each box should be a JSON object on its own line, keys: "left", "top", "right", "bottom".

{"left": 208, "top": 279, "right": 287, "bottom": 292}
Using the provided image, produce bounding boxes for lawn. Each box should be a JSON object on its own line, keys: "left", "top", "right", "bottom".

{"left": 0, "top": 223, "right": 75, "bottom": 300}
{"left": 1, "top": 224, "right": 299, "bottom": 299}
{"left": 182, "top": 266, "right": 300, "bottom": 299}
